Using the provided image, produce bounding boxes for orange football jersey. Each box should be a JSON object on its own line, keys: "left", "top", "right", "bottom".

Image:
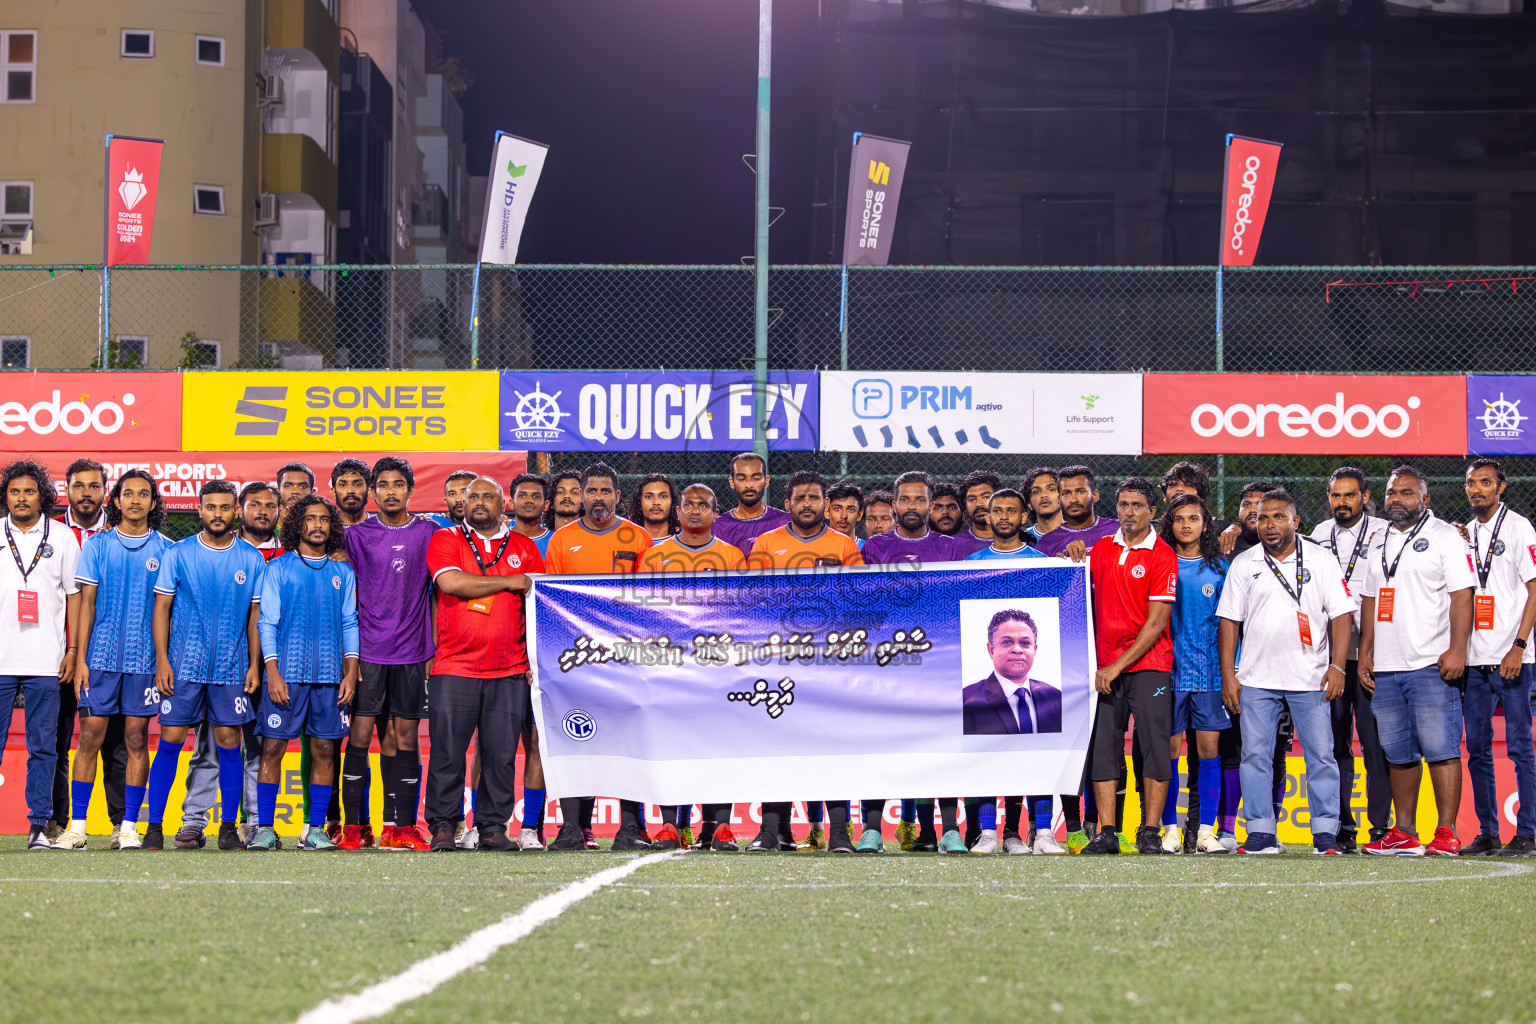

{"left": 638, "top": 535, "right": 746, "bottom": 572}
{"left": 747, "top": 525, "right": 865, "bottom": 569}
{"left": 543, "top": 517, "right": 653, "bottom": 574}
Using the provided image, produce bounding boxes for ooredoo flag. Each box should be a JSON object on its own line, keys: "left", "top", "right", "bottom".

{"left": 1220, "top": 135, "right": 1282, "bottom": 267}
{"left": 841, "top": 133, "right": 911, "bottom": 266}
{"left": 104, "top": 134, "right": 165, "bottom": 266}
{"left": 478, "top": 131, "right": 549, "bottom": 265}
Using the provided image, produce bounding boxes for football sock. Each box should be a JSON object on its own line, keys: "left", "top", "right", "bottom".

{"left": 326, "top": 780, "right": 341, "bottom": 824}
{"left": 677, "top": 803, "right": 692, "bottom": 830}
{"left": 977, "top": 799, "right": 997, "bottom": 831}
{"left": 257, "top": 781, "right": 279, "bottom": 827}
{"left": 914, "top": 799, "right": 935, "bottom": 836}
{"left": 342, "top": 742, "right": 370, "bottom": 825}
{"left": 580, "top": 796, "right": 596, "bottom": 829}
{"left": 1198, "top": 757, "right": 1222, "bottom": 829}
{"left": 1183, "top": 738, "right": 1201, "bottom": 826}
{"left": 1004, "top": 795, "right": 1025, "bottom": 835}
{"left": 938, "top": 798, "right": 958, "bottom": 834}
{"left": 1163, "top": 759, "right": 1179, "bottom": 826}
{"left": 561, "top": 797, "right": 584, "bottom": 830}
{"left": 396, "top": 754, "right": 421, "bottom": 828}
{"left": 309, "top": 785, "right": 332, "bottom": 829}
{"left": 1062, "top": 794, "right": 1081, "bottom": 832}
{"left": 860, "top": 800, "right": 885, "bottom": 833}
{"left": 900, "top": 798, "right": 918, "bottom": 822}
{"left": 523, "top": 787, "right": 545, "bottom": 830}
{"left": 807, "top": 801, "right": 823, "bottom": 826}
{"left": 761, "top": 803, "right": 784, "bottom": 836}
{"left": 619, "top": 799, "right": 642, "bottom": 829}
{"left": 1033, "top": 796, "right": 1053, "bottom": 833}
{"left": 298, "top": 735, "right": 312, "bottom": 820}
{"left": 216, "top": 744, "right": 243, "bottom": 826}
{"left": 826, "top": 800, "right": 849, "bottom": 830}
{"left": 71, "top": 779, "right": 93, "bottom": 823}
{"left": 124, "top": 784, "right": 146, "bottom": 824}
{"left": 660, "top": 804, "right": 679, "bottom": 827}
{"left": 146, "top": 736, "right": 185, "bottom": 825}
{"left": 1220, "top": 768, "right": 1241, "bottom": 833}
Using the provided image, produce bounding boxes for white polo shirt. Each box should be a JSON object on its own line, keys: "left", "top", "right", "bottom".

{"left": 1216, "top": 537, "right": 1354, "bottom": 692}
{"left": 1307, "top": 514, "right": 1387, "bottom": 660}
{"left": 0, "top": 515, "right": 82, "bottom": 676}
{"left": 1465, "top": 504, "right": 1536, "bottom": 667}
{"left": 1357, "top": 512, "right": 1478, "bottom": 673}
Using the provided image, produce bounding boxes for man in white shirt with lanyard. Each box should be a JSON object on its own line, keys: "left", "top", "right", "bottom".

{"left": 1217, "top": 489, "right": 1355, "bottom": 854}
{"left": 0, "top": 460, "right": 82, "bottom": 850}
{"left": 1307, "top": 466, "right": 1392, "bottom": 852}
{"left": 1459, "top": 458, "right": 1536, "bottom": 857}
{"left": 1358, "top": 464, "right": 1477, "bottom": 857}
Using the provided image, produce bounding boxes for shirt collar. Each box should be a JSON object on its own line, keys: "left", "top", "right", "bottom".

{"left": 997, "top": 675, "right": 1023, "bottom": 698}
{"left": 6, "top": 515, "right": 47, "bottom": 536}
{"left": 1112, "top": 527, "right": 1156, "bottom": 550}
{"left": 63, "top": 509, "right": 105, "bottom": 533}
{"left": 469, "top": 523, "right": 510, "bottom": 541}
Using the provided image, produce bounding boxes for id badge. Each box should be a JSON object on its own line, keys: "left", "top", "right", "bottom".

{"left": 1297, "top": 610, "right": 1314, "bottom": 647}
{"left": 1376, "top": 587, "right": 1395, "bottom": 623}
{"left": 1475, "top": 594, "right": 1496, "bottom": 630}
{"left": 16, "top": 589, "right": 37, "bottom": 623}
{"left": 467, "top": 597, "right": 493, "bottom": 615}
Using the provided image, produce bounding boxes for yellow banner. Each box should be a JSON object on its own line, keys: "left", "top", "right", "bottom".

{"left": 182, "top": 371, "right": 499, "bottom": 451}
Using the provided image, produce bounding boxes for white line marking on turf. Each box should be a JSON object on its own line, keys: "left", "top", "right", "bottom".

{"left": 291, "top": 851, "right": 676, "bottom": 1024}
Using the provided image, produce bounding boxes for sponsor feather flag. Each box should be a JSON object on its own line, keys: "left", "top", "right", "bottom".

{"left": 104, "top": 135, "right": 164, "bottom": 266}
{"left": 1220, "top": 135, "right": 1282, "bottom": 267}
{"left": 478, "top": 132, "right": 549, "bottom": 265}
{"left": 841, "top": 134, "right": 910, "bottom": 266}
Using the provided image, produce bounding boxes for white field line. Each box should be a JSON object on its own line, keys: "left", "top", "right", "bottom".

{"left": 291, "top": 851, "right": 676, "bottom": 1024}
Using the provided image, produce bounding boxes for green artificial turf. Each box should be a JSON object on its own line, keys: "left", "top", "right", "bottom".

{"left": 1, "top": 837, "right": 1531, "bottom": 1024}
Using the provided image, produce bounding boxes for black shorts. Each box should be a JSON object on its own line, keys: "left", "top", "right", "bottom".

{"left": 1090, "top": 669, "right": 1174, "bottom": 783}
{"left": 352, "top": 661, "right": 431, "bottom": 720}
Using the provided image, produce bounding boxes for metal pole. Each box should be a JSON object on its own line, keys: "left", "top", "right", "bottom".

{"left": 751, "top": 0, "right": 772, "bottom": 462}
{"left": 101, "top": 134, "right": 112, "bottom": 368}
{"left": 469, "top": 260, "right": 483, "bottom": 368}
{"left": 839, "top": 263, "right": 849, "bottom": 476}
{"left": 1215, "top": 262, "right": 1224, "bottom": 373}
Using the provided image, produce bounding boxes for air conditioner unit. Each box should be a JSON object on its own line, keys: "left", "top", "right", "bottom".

{"left": 254, "top": 193, "right": 279, "bottom": 228}
{"left": 257, "top": 71, "right": 283, "bottom": 107}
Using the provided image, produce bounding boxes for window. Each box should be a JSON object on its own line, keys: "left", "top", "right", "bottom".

{"left": 1, "top": 30, "right": 35, "bottom": 102}
{"left": 183, "top": 339, "right": 219, "bottom": 368}
{"left": 0, "top": 180, "right": 31, "bottom": 254}
{"left": 195, "top": 35, "right": 224, "bottom": 66}
{"left": 193, "top": 185, "right": 225, "bottom": 215}
{"left": 114, "top": 335, "right": 148, "bottom": 367}
{"left": 120, "top": 30, "right": 154, "bottom": 59}
{"left": 0, "top": 336, "right": 29, "bottom": 369}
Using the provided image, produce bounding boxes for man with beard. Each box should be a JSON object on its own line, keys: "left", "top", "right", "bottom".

{"left": 424, "top": 477, "right": 544, "bottom": 851}
{"left": 145, "top": 480, "right": 264, "bottom": 851}
{"left": 929, "top": 482, "right": 990, "bottom": 558}
{"left": 238, "top": 483, "right": 283, "bottom": 561}
{"left": 50, "top": 458, "right": 115, "bottom": 843}
{"left": 1460, "top": 458, "right": 1536, "bottom": 857}
{"left": 826, "top": 481, "right": 865, "bottom": 547}
{"left": 960, "top": 471, "right": 1002, "bottom": 549}
{"left": 714, "top": 453, "right": 790, "bottom": 555}
{"left": 1308, "top": 467, "right": 1391, "bottom": 851}
{"left": 248, "top": 496, "right": 359, "bottom": 851}
{"left": 510, "top": 473, "right": 553, "bottom": 558}
{"left": 1218, "top": 490, "right": 1353, "bottom": 855}
{"left": 627, "top": 473, "right": 680, "bottom": 543}
{"left": 427, "top": 470, "right": 477, "bottom": 529}
{"left": 276, "top": 462, "right": 316, "bottom": 512}
{"left": 330, "top": 459, "right": 373, "bottom": 527}
{"left": 506, "top": 472, "right": 552, "bottom": 846}
{"left": 545, "top": 462, "right": 654, "bottom": 851}
{"left": 748, "top": 470, "right": 861, "bottom": 854}
{"left": 544, "top": 470, "right": 584, "bottom": 533}
{"left": 1359, "top": 465, "right": 1476, "bottom": 856}
{"left": 339, "top": 457, "right": 439, "bottom": 852}
{"left": 1021, "top": 468, "right": 1062, "bottom": 547}
{"left": 1035, "top": 467, "right": 1120, "bottom": 559}
{"left": 863, "top": 491, "right": 895, "bottom": 541}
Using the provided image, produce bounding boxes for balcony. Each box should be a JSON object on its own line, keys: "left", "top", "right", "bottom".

{"left": 263, "top": 132, "right": 337, "bottom": 220}
{"left": 265, "top": 0, "right": 340, "bottom": 79}
{"left": 411, "top": 184, "right": 449, "bottom": 243}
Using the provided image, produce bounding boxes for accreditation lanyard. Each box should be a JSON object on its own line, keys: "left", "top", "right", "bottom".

{"left": 1380, "top": 512, "right": 1430, "bottom": 585}
{"left": 1472, "top": 506, "right": 1508, "bottom": 591}
{"left": 461, "top": 526, "right": 514, "bottom": 616}
{"left": 1329, "top": 520, "right": 1370, "bottom": 584}
{"left": 6, "top": 518, "right": 48, "bottom": 624}
{"left": 1263, "top": 540, "right": 1314, "bottom": 647}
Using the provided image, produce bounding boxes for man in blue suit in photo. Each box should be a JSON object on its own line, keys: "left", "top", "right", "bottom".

{"left": 963, "top": 609, "right": 1062, "bottom": 734}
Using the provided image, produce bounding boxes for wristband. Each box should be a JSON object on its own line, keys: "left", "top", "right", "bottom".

{"left": 1515, "top": 638, "right": 1528, "bottom": 651}
{"left": 1327, "top": 664, "right": 1345, "bottom": 674}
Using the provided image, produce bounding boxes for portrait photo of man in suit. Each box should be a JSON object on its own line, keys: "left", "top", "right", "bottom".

{"left": 962, "top": 608, "right": 1063, "bottom": 734}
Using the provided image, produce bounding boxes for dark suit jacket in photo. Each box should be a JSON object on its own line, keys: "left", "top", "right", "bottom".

{"left": 962, "top": 672, "right": 1062, "bottom": 735}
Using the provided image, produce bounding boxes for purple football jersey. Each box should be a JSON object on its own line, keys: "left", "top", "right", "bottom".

{"left": 1034, "top": 516, "right": 1119, "bottom": 558}
{"left": 950, "top": 530, "right": 991, "bottom": 559}
{"left": 342, "top": 515, "right": 438, "bottom": 664}
{"left": 713, "top": 506, "right": 792, "bottom": 556}
{"left": 860, "top": 529, "right": 963, "bottom": 566}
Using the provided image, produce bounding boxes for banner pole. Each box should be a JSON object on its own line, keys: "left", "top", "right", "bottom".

{"left": 469, "top": 259, "right": 483, "bottom": 369}
{"left": 839, "top": 263, "right": 849, "bottom": 476}
{"left": 101, "top": 134, "right": 112, "bottom": 369}
{"left": 751, "top": 0, "right": 772, "bottom": 462}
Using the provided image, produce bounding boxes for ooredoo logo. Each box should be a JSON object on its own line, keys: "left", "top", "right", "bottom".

{"left": 1230, "top": 155, "right": 1262, "bottom": 257}
{"left": 1190, "top": 393, "right": 1422, "bottom": 440}
{"left": 0, "top": 390, "right": 136, "bottom": 436}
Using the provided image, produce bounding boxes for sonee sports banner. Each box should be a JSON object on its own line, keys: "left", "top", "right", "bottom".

{"left": 841, "top": 133, "right": 911, "bottom": 266}
{"left": 104, "top": 134, "right": 165, "bottom": 266}
{"left": 528, "top": 561, "right": 1097, "bottom": 804}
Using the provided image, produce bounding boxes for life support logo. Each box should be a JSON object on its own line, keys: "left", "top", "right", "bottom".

{"left": 1201, "top": 583, "right": 1216, "bottom": 598}
{"left": 146, "top": 557, "right": 159, "bottom": 571}
{"left": 562, "top": 709, "right": 596, "bottom": 742}
{"left": 267, "top": 713, "right": 282, "bottom": 729}
{"left": 1131, "top": 564, "right": 1146, "bottom": 578}
{"left": 1412, "top": 538, "right": 1430, "bottom": 552}
{"left": 235, "top": 570, "right": 247, "bottom": 584}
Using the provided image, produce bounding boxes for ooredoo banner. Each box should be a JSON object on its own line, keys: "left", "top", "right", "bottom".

{"left": 104, "top": 134, "right": 165, "bottom": 266}
{"left": 23, "top": 451, "right": 525, "bottom": 511}
{"left": 1142, "top": 374, "right": 1467, "bottom": 455}
{"left": 1220, "top": 135, "right": 1282, "bottom": 267}
{"left": 182, "top": 371, "right": 500, "bottom": 451}
{"left": 0, "top": 372, "right": 182, "bottom": 450}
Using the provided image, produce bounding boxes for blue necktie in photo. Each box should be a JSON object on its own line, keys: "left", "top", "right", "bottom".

{"left": 1016, "top": 691, "right": 1034, "bottom": 734}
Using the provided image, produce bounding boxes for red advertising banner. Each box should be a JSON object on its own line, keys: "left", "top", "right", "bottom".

{"left": 104, "top": 135, "right": 164, "bottom": 266}
{"left": 18, "top": 451, "right": 526, "bottom": 511}
{"left": 0, "top": 372, "right": 182, "bottom": 450}
{"left": 1220, "top": 135, "right": 1283, "bottom": 267}
{"left": 1143, "top": 374, "right": 1468, "bottom": 455}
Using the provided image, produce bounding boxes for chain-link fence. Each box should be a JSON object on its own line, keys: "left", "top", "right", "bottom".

{"left": 4, "top": 261, "right": 1536, "bottom": 530}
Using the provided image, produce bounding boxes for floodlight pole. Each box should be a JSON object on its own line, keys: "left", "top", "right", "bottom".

{"left": 751, "top": 0, "right": 772, "bottom": 461}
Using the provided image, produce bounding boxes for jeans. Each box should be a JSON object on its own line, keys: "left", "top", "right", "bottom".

{"left": 1329, "top": 660, "right": 1391, "bottom": 833}
{"left": 1240, "top": 686, "right": 1339, "bottom": 836}
{"left": 180, "top": 723, "right": 220, "bottom": 829}
{"left": 1464, "top": 664, "right": 1536, "bottom": 839}
{"left": 0, "top": 675, "right": 61, "bottom": 827}
{"left": 1373, "top": 666, "right": 1464, "bottom": 765}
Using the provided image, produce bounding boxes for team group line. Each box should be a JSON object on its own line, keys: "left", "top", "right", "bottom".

{"left": 0, "top": 450, "right": 1530, "bottom": 858}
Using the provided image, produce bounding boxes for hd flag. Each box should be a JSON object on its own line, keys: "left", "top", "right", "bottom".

{"left": 478, "top": 131, "right": 549, "bottom": 265}
{"left": 841, "top": 133, "right": 910, "bottom": 266}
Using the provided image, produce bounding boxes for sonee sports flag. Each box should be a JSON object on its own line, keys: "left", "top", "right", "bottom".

{"left": 104, "top": 134, "right": 164, "bottom": 266}
{"left": 1219, "top": 134, "right": 1282, "bottom": 268}
{"left": 478, "top": 131, "right": 549, "bottom": 265}
{"left": 841, "top": 133, "right": 910, "bottom": 266}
